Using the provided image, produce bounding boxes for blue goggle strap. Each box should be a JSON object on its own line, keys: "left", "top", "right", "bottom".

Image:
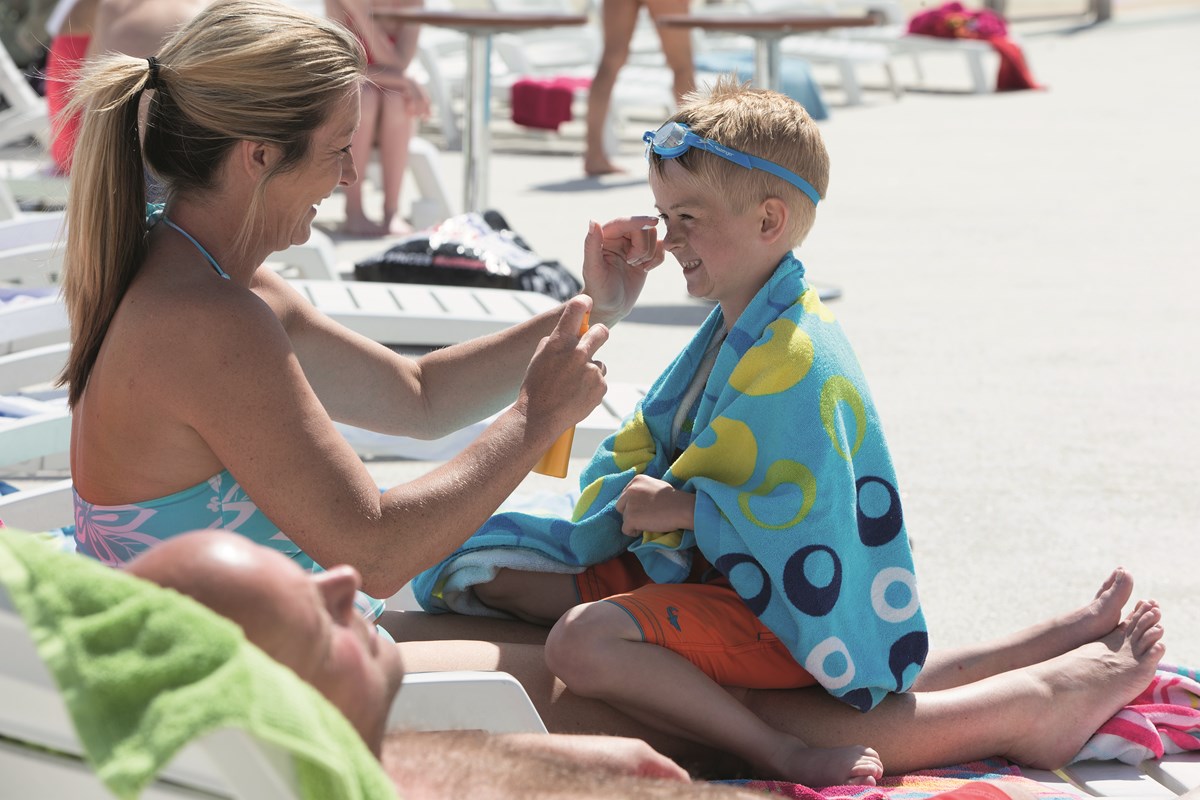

{"left": 645, "top": 128, "right": 822, "bottom": 207}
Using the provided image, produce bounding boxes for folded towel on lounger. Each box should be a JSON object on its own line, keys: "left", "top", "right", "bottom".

{"left": 0, "top": 529, "right": 397, "bottom": 800}
{"left": 1073, "top": 663, "right": 1200, "bottom": 764}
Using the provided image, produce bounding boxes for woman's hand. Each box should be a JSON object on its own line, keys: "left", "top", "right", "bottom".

{"left": 516, "top": 296, "right": 610, "bottom": 442}
{"left": 580, "top": 216, "right": 664, "bottom": 328}
{"left": 615, "top": 475, "right": 695, "bottom": 537}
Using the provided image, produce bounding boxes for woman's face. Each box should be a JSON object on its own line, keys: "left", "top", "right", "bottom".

{"left": 262, "top": 87, "right": 361, "bottom": 251}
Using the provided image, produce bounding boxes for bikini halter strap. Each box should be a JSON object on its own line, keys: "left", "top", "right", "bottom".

{"left": 160, "top": 215, "right": 232, "bottom": 280}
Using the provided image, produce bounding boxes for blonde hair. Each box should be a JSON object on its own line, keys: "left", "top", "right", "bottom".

{"left": 649, "top": 76, "right": 830, "bottom": 248}
{"left": 60, "top": 0, "right": 365, "bottom": 407}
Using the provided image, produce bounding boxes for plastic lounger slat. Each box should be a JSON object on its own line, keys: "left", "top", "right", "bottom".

{"left": 431, "top": 287, "right": 489, "bottom": 319}
{"left": 344, "top": 283, "right": 404, "bottom": 314}
{"left": 303, "top": 281, "right": 358, "bottom": 313}
{"left": 1060, "top": 760, "right": 1179, "bottom": 798}
{"left": 386, "top": 284, "right": 445, "bottom": 316}
{"left": 1142, "top": 753, "right": 1200, "bottom": 795}
{"left": 1018, "top": 768, "right": 1093, "bottom": 798}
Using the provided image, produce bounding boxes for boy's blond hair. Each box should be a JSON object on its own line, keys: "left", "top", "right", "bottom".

{"left": 650, "top": 76, "right": 830, "bottom": 248}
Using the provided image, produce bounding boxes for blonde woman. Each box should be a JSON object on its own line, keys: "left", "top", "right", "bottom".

{"left": 61, "top": 0, "right": 661, "bottom": 635}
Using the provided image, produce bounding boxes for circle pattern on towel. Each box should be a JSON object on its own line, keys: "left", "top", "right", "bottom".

{"left": 870, "top": 567, "right": 920, "bottom": 623}
{"left": 738, "top": 459, "right": 816, "bottom": 530}
{"left": 672, "top": 417, "right": 757, "bottom": 487}
{"left": 800, "top": 288, "right": 835, "bottom": 322}
{"left": 714, "top": 553, "right": 771, "bottom": 616}
{"left": 729, "top": 319, "right": 814, "bottom": 397}
{"left": 820, "top": 375, "right": 866, "bottom": 461}
{"left": 856, "top": 476, "right": 903, "bottom": 547}
{"left": 783, "top": 544, "right": 841, "bottom": 617}
{"left": 805, "top": 636, "right": 856, "bottom": 690}
{"left": 611, "top": 411, "right": 656, "bottom": 473}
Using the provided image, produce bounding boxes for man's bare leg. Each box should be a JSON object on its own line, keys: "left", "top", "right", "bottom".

{"left": 915, "top": 568, "right": 1134, "bottom": 691}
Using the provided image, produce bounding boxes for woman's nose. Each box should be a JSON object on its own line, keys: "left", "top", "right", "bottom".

{"left": 340, "top": 151, "right": 358, "bottom": 187}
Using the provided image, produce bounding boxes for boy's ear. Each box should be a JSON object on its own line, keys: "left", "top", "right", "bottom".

{"left": 758, "top": 197, "right": 790, "bottom": 245}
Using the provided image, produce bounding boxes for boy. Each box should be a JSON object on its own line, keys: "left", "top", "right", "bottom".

{"left": 413, "top": 78, "right": 925, "bottom": 786}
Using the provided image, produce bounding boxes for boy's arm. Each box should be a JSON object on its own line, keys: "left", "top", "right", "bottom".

{"left": 616, "top": 475, "right": 696, "bottom": 536}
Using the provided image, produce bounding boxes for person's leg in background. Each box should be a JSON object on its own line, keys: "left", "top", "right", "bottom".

{"left": 647, "top": 0, "right": 695, "bottom": 101}
{"left": 376, "top": 84, "right": 416, "bottom": 235}
{"left": 343, "top": 80, "right": 385, "bottom": 236}
{"left": 584, "top": 0, "right": 641, "bottom": 176}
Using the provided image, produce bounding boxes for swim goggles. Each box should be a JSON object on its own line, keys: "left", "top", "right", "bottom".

{"left": 643, "top": 121, "right": 821, "bottom": 206}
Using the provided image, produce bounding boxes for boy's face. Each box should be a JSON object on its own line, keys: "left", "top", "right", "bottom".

{"left": 649, "top": 160, "right": 782, "bottom": 325}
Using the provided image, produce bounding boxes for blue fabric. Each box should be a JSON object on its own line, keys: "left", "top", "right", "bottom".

{"left": 415, "top": 254, "right": 927, "bottom": 710}
{"left": 695, "top": 52, "right": 829, "bottom": 121}
{"left": 72, "top": 470, "right": 388, "bottom": 629}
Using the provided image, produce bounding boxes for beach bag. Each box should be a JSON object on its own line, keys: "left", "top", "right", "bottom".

{"left": 353, "top": 210, "right": 582, "bottom": 302}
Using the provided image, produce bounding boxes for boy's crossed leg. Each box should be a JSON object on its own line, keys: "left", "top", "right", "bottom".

{"left": 543, "top": 586, "right": 882, "bottom": 786}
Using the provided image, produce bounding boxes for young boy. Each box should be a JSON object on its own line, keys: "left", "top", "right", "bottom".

{"left": 413, "top": 78, "right": 926, "bottom": 786}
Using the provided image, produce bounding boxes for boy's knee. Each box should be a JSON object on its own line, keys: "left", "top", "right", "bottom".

{"left": 545, "top": 602, "right": 627, "bottom": 696}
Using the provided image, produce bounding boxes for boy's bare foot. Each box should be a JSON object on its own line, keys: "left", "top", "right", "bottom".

{"left": 1077, "top": 567, "right": 1135, "bottom": 642}
{"left": 761, "top": 736, "right": 883, "bottom": 787}
{"left": 1004, "top": 599, "right": 1164, "bottom": 769}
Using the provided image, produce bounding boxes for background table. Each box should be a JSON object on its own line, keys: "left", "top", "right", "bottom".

{"left": 378, "top": 9, "right": 587, "bottom": 214}
{"left": 656, "top": 13, "right": 876, "bottom": 94}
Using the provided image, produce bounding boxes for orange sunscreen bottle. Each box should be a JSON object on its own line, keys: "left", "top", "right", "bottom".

{"left": 533, "top": 311, "right": 590, "bottom": 478}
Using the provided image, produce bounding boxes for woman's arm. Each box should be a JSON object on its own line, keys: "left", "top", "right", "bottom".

{"left": 174, "top": 285, "right": 603, "bottom": 597}
{"left": 272, "top": 216, "right": 662, "bottom": 437}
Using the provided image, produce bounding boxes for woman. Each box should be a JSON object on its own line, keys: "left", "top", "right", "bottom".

{"left": 61, "top": 0, "right": 659, "bottom": 631}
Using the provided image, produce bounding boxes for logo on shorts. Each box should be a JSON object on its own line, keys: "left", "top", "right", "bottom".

{"left": 666, "top": 606, "right": 681, "bottom": 632}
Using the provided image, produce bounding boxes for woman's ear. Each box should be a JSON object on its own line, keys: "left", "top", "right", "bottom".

{"left": 759, "top": 197, "right": 790, "bottom": 245}
{"left": 234, "top": 139, "right": 282, "bottom": 180}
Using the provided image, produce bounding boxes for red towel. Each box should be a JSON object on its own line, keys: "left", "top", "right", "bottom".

{"left": 988, "top": 36, "right": 1042, "bottom": 91}
{"left": 906, "top": 2, "right": 1043, "bottom": 92}
{"left": 511, "top": 76, "right": 592, "bottom": 131}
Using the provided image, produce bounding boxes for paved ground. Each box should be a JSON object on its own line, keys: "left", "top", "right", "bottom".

{"left": 326, "top": 5, "right": 1200, "bottom": 665}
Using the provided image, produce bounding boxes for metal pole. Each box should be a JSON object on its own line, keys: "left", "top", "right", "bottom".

{"left": 463, "top": 32, "right": 491, "bottom": 213}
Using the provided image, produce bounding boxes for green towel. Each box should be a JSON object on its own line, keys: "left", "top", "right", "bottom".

{"left": 0, "top": 530, "right": 398, "bottom": 800}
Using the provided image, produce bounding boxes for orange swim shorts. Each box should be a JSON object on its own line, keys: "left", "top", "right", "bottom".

{"left": 574, "top": 551, "right": 816, "bottom": 690}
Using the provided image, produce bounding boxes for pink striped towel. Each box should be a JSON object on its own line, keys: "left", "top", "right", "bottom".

{"left": 1073, "top": 664, "right": 1200, "bottom": 764}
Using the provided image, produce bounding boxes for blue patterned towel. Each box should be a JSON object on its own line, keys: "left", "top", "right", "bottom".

{"left": 414, "top": 255, "right": 927, "bottom": 710}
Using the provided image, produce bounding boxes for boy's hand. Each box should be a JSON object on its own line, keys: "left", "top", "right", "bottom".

{"left": 615, "top": 475, "right": 695, "bottom": 537}
{"left": 581, "top": 217, "right": 664, "bottom": 328}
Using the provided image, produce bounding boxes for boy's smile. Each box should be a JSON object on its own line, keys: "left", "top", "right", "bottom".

{"left": 649, "top": 160, "right": 788, "bottom": 326}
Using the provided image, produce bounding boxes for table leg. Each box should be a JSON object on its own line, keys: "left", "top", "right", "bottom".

{"left": 753, "top": 38, "right": 783, "bottom": 92}
{"left": 463, "top": 32, "right": 492, "bottom": 213}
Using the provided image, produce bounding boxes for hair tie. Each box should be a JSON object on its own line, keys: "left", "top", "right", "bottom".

{"left": 146, "top": 56, "right": 161, "bottom": 90}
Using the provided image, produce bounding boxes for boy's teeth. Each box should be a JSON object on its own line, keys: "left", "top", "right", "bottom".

{"left": 682, "top": 259, "right": 700, "bottom": 270}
